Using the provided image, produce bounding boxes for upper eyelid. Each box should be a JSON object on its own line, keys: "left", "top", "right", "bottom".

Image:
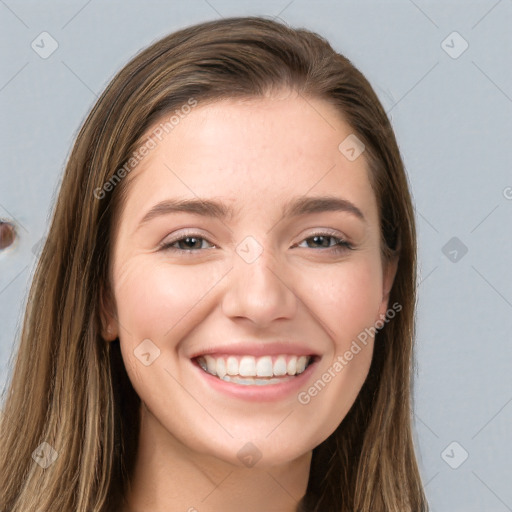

{"left": 160, "top": 229, "right": 216, "bottom": 246}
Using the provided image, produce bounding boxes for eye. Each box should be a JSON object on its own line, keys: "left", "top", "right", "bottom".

{"left": 159, "top": 233, "right": 215, "bottom": 253}
{"left": 296, "top": 231, "right": 353, "bottom": 254}
{"left": 159, "top": 230, "right": 354, "bottom": 255}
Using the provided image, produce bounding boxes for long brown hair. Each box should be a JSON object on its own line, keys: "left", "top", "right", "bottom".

{"left": 0, "top": 16, "right": 428, "bottom": 511}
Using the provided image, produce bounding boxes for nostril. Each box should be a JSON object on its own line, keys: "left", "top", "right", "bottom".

{"left": 0, "top": 221, "right": 16, "bottom": 250}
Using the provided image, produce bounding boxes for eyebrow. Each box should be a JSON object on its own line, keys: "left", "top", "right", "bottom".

{"left": 136, "top": 195, "right": 366, "bottom": 230}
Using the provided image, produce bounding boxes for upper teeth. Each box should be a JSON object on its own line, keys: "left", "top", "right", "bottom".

{"left": 196, "top": 354, "right": 311, "bottom": 378}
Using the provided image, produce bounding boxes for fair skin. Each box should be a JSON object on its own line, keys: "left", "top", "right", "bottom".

{"left": 101, "top": 90, "right": 397, "bottom": 512}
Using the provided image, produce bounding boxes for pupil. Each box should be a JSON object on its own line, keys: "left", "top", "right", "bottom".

{"left": 313, "top": 235, "right": 329, "bottom": 248}
{"left": 183, "top": 237, "right": 199, "bottom": 249}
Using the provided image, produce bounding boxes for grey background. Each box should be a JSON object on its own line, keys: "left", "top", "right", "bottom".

{"left": 1, "top": 1, "right": 511, "bottom": 511}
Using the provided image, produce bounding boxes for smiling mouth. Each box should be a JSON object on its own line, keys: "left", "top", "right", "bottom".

{"left": 193, "top": 354, "right": 317, "bottom": 386}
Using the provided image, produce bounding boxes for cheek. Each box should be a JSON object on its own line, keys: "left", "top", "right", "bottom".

{"left": 113, "top": 257, "right": 226, "bottom": 343}
{"left": 301, "top": 256, "right": 384, "bottom": 348}
{"left": 113, "top": 257, "right": 229, "bottom": 401}
{"left": 293, "top": 259, "right": 384, "bottom": 441}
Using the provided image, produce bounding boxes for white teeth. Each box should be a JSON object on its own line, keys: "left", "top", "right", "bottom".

{"left": 287, "top": 357, "right": 297, "bottom": 376}
{"left": 256, "top": 356, "right": 273, "bottom": 377}
{"left": 226, "top": 356, "right": 238, "bottom": 376}
{"left": 221, "top": 375, "right": 295, "bottom": 386}
{"left": 239, "top": 356, "right": 256, "bottom": 377}
{"left": 196, "top": 354, "right": 312, "bottom": 379}
{"left": 216, "top": 357, "right": 227, "bottom": 379}
{"left": 296, "top": 356, "right": 307, "bottom": 373}
{"left": 205, "top": 355, "right": 216, "bottom": 375}
{"left": 273, "top": 356, "right": 288, "bottom": 376}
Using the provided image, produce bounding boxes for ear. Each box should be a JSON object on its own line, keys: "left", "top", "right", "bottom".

{"left": 376, "top": 254, "right": 399, "bottom": 322}
{"left": 99, "top": 281, "right": 119, "bottom": 341}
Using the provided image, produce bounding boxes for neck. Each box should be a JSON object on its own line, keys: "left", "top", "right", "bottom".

{"left": 122, "top": 403, "right": 312, "bottom": 512}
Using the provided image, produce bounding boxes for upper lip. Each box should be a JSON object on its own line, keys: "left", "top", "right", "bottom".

{"left": 189, "top": 340, "right": 320, "bottom": 359}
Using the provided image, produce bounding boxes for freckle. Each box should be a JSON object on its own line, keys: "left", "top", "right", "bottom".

{"left": 0, "top": 221, "right": 16, "bottom": 250}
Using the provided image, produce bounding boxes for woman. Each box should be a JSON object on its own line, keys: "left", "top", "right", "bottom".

{"left": 0, "top": 16, "right": 429, "bottom": 512}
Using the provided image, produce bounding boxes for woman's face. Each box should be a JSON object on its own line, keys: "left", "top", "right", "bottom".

{"left": 104, "top": 91, "right": 396, "bottom": 467}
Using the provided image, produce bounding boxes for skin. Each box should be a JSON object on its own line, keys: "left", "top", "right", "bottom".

{"left": 101, "top": 90, "right": 397, "bottom": 512}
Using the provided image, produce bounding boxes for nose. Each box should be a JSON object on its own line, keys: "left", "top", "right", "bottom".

{"left": 221, "top": 244, "right": 298, "bottom": 327}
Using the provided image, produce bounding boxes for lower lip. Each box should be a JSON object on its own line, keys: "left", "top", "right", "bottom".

{"left": 191, "top": 357, "right": 319, "bottom": 402}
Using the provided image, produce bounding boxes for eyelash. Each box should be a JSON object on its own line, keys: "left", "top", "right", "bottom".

{"left": 159, "top": 230, "right": 354, "bottom": 255}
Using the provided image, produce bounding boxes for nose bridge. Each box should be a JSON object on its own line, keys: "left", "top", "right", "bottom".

{"left": 221, "top": 235, "right": 297, "bottom": 325}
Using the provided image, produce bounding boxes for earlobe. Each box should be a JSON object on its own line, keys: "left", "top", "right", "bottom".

{"left": 376, "top": 254, "right": 399, "bottom": 322}
{"left": 99, "top": 282, "right": 119, "bottom": 341}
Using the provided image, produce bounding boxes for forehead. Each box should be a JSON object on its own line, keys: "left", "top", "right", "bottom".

{"left": 117, "top": 94, "right": 378, "bottom": 229}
